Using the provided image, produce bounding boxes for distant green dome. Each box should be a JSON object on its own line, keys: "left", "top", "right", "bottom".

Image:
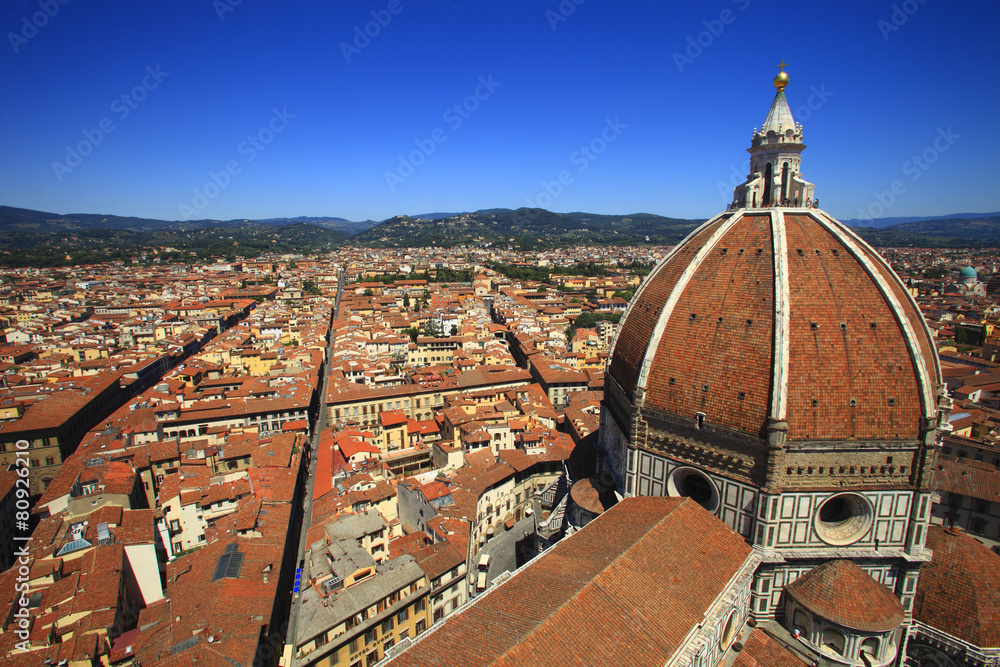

{"left": 960, "top": 266, "right": 978, "bottom": 278}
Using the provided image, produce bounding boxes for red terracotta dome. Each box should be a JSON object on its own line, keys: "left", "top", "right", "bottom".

{"left": 786, "top": 559, "right": 905, "bottom": 633}
{"left": 607, "top": 209, "right": 941, "bottom": 441}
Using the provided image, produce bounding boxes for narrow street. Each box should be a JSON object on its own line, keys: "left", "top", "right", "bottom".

{"left": 284, "top": 267, "right": 345, "bottom": 658}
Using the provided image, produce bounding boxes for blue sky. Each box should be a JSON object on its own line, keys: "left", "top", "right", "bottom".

{"left": 2, "top": 0, "right": 998, "bottom": 223}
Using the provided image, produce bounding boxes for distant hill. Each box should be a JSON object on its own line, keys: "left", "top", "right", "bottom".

{"left": 254, "top": 216, "right": 378, "bottom": 234}
{"left": 842, "top": 212, "right": 1000, "bottom": 229}
{"left": 4, "top": 205, "right": 1000, "bottom": 266}
{"left": 348, "top": 208, "right": 703, "bottom": 249}
{"left": 0, "top": 220, "right": 349, "bottom": 268}
{"left": 851, "top": 214, "right": 1000, "bottom": 248}
{"left": 0, "top": 206, "right": 377, "bottom": 234}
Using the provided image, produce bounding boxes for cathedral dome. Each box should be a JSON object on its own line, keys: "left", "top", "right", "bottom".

{"left": 607, "top": 207, "right": 942, "bottom": 442}
{"left": 960, "top": 266, "right": 978, "bottom": 278}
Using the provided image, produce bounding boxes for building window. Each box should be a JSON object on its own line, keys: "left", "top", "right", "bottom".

{"left": 381, "top": 619, "right": 393, "bottom": 635}
{"left": 365, "top": 629, "right": 377, "bottom": 645}
{"left": 970, "top": 518, "right": 986, "bottom": 535}
{"left": 397, "top": 608, "right": 408, "bottom": 624}
{"left": 416, "top": 620, "right": 426, "bottom": 635}
{"left": 415, "top": 597, "right": 425, "bottom": 612}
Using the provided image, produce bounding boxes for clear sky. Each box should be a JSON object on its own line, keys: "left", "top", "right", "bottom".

{"left": 3, "top": 0, "right": 998, "bottom": 223}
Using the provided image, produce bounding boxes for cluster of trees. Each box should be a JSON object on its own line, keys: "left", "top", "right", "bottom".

{"left": 489, "top": 260, "right": 655, "bottom": 284}
{"left": 574, "top": 312, "right": 622, "bottom": 329}
{"left": 954, "top": 325, "right": 984, "bottom": 347}
{"left": 613, "top": 290, "right": 635, "bottom": 302}
{"left": 566, "top": 311, "right": 622, "bottom": 340}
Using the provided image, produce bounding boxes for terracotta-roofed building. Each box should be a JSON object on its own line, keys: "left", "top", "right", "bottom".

{"left": 930, "top": 457, "right": 1000, "bottom": 549}
{"left": 0, "top": 370, "right": 129, "bottom": 494}
{"left": 130, "top": 536, "right": 289, "bottom": 667}
{"left": 386, "top": 497, "right": 757, "bottom": 667}
{"left": 731, "top": 628, "right": 810, "bottom": 667}
{"left": 907, "top": 525, "right": 1000, "bottom": 665}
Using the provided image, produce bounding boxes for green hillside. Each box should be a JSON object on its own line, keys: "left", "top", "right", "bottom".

{"left": 348, "top": 208, "right": 703, "bottom": 249}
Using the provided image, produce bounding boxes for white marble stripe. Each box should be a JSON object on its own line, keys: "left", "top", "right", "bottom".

{"left": 809, "top": 210, "right": 936, "bottom": 418}
{"left": 770, "top": 209, "right": 791, "bottom": 421}
{"left": 606, "top": 211, "right": 732, "bottom": 370}
{"left": 636, "top": 211, "right": 746, "bottom": 394}
{"left": 814, "top": 211, "right": 942, "bottom": 387}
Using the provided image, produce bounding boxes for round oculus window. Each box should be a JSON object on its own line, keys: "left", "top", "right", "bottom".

{"left": 814, "top": 493, "right": 874, "bottom": 546}
{"left": 667, "top": 467, "right": 721, "bottom": 513}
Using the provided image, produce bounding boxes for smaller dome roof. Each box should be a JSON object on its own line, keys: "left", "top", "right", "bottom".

{"left": 960, "top": 266, "right": 978, "bottom": 278}
{"left": 786, "top": 560, "right": 904, "bottom": 633}
{"left": 570, "top": 475, "right": 618, "bottom": 515}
